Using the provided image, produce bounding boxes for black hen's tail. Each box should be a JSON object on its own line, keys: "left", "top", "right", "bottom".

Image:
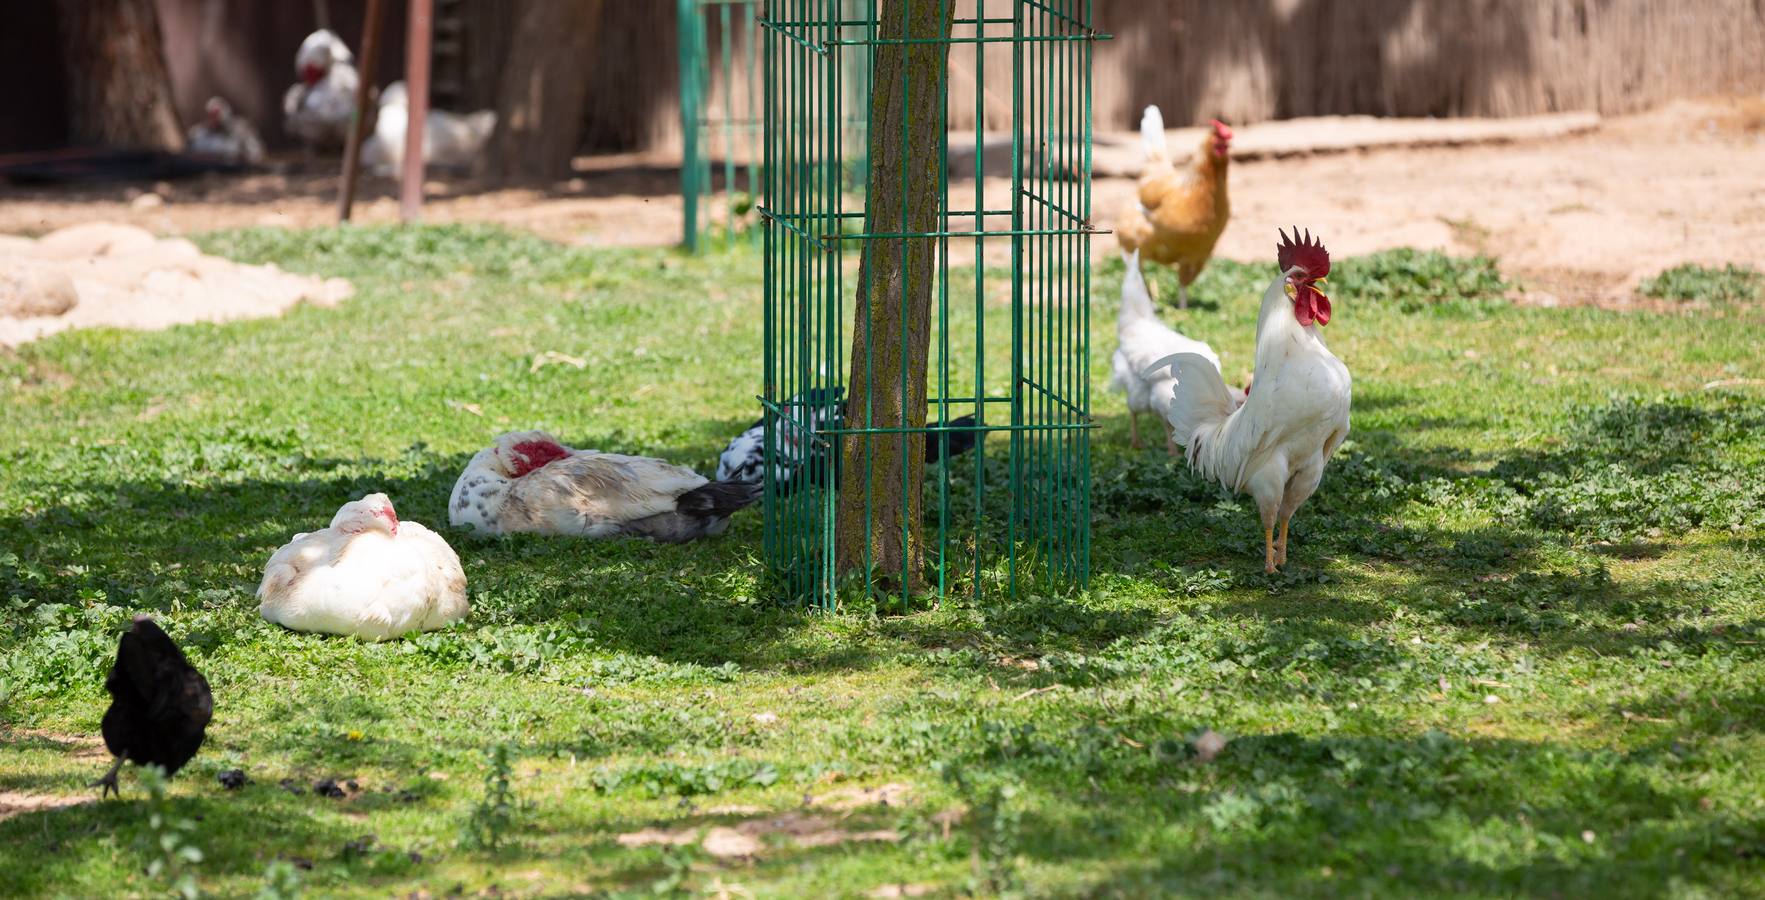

{"left": 676, "top": 479, "right": 764, "bottom": 519}
{"left": 925, "top": 414, "right": 981, "bottom": 463}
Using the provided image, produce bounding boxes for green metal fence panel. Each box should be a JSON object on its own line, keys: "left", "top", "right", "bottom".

{"left": 679, "top": 0, "right": 774, "bottom": 252}
{"left": 759, "top": 1, "right": 1103, "bottom": 609}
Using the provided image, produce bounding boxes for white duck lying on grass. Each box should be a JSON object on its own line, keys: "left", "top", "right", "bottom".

{"left": 258, "top": 493, "right": 468, "bottom": 640}
{"left": 449, "top": 430, "right": 761, "bottom": 542}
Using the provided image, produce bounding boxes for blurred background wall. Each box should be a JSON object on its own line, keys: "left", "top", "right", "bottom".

{"left": 4, "top": 0, "right": 1762, "bottom": 156}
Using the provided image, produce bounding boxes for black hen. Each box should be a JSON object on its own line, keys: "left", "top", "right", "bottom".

{"left": 94, "top": 616, "right": 213, "bottom": 798}
{"left": 716, "top": 387, "right": 982, "bottom": 493}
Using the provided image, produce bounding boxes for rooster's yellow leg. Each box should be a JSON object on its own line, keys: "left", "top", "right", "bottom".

{"left": 1263, "top": 526, "right": 1276, "bottom": 573}
{"left": 1276, "top": 518, "right": 1290, "bottom": 567}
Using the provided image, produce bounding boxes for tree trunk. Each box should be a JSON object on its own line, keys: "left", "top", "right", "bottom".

{"left": 53, "top": 0, "right": 183, "bottom": 151}
{"left": 484, "top": 0, "right": 604, "bottom": 180}
{"left": 834, "top": 0, "right": 955, "bottom": 592}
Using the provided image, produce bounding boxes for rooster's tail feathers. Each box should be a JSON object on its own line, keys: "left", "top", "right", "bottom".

{"left": 1150, "top": 352, "right": 1236, "bottom": 471}
{"left": 1140, "top": 105, "right": 1168, "bottom": 165}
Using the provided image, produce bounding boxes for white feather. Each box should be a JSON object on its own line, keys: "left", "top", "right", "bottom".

{"left": 258, "top": 496, "right": 468, "bottom": 641}
{"left": 1110, "top": 252, "right": 1224, "bottom": 429}
{"left": 282, "top": 30, "right": 359, "bottom": 149}
{"left": 362, "top": 81, "right": 497, "bottom": 177}
{"left": 449, "top": 431, "right": 745, "bottom": 542}
{"left": 1140, "top": 105, "right": 1168, "bottom": 165}
{"left": 1156, "top": 269, "right": 1352, "bottom": 528}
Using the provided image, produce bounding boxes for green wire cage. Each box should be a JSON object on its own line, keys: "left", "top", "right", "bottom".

{"left": 679, "top": 0, "right": 870, "bottom": 251}
{"left": 760, "top": 0, "right": 1104, "bottom": 608}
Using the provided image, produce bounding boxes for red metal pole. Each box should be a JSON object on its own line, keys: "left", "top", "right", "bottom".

{"left": 399, "top": 0, "right": 433, "bottom": 223}
{"left": 336, "top": 0, "right": 385, "bottom": 222}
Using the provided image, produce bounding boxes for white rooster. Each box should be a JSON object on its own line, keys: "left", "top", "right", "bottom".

{"left": 282, "top": 29, "right": 360, "bottom": 153}
{"left": 1109, "top": 250, "right": 1241, "bottom": 452}
{"left": 1153, "top": 228, "right": 1352, "bottom": 573}
{"left": 450, "top": 430, "right": 761, "bottom": 542}
{"left": 258, "top": 493, "right": 468, "bottom": 640}
{"left": 360, "top": 81, "right": 497, "bottom": 178}
{"left": 186, "top": 97, "right": 265, "bottom": 166}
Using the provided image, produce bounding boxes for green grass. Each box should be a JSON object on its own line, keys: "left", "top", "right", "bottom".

{"left": 1640, "top": 263, "right": 1764, "bottom": 304}
{"left": 3, "top": 225, "right": 1765, "bottom": 898}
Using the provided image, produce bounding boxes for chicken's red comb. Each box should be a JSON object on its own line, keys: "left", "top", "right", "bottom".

{"left": 1210, "top": 119, "right": 1234, "bottom": 140}
{"left": 1277, "top": 227, "right": 1330, "bottom": 278}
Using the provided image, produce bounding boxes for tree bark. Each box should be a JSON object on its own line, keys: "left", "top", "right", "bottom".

{"left": 484, "top": 0, "right": 604, "bottom": 180}
{"left": 834, "top": 0, "right": 955, "bottom": 592}
{"left": 53, "top": 0, "right": 183, "bottom": 151}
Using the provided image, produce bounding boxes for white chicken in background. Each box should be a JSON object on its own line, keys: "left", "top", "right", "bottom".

{"left": 1109, "top": 251, "right": 1241, "bottom": 452}
{"left": 1154, "top": 228, "right": 1351, "bottom": 573}
{"left": 282, "top": 28, "right": 360, "bottom": 153}
{"left": 258, "top": 493, "right": 468, "bottom": 640}
{"left": 450, "top": 430, "right": 762, "bottom": 542}
{"left": 186, "top": 97, "right": 265, "bottom": 166}
{"left": 360, "top": 81, "right": 496, "bottom": 178}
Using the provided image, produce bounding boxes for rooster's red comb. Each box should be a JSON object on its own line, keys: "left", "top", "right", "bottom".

{"left": 1210, "top": 119, "right": 1233, "bottom": 140}
{"left": 1277, "top": 227, "right": 1330, "bottom": 279}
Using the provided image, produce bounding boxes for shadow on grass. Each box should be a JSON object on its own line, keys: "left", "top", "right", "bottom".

{"left": 4, "top": 397, "right": 1761, "bottom": 696}
{"left": 982, "top": 726, "right": 1761, "bottom": 896}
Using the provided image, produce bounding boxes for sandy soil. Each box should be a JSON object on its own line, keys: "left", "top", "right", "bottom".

{"left": 1119, "top": 98, "right": 1765, "bottom": 306}
{"left": 2, "top": 99, "right": 1760, "bottom": 309}
{"left": 0, "top": 222, "right": 351, "bottom": 346}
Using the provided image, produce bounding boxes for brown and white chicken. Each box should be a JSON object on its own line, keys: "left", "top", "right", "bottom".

{"left": 1115, "top": 106, "right": 1232, "bottom": 309}
{"left": 1153, "top": 229, "right": 1351, "bottom": 573}
{"left": 449, "top": 431, "right": 762, "bottom": 543}
{"left": 258, "top": 493, "right": 468, "bottom": 640}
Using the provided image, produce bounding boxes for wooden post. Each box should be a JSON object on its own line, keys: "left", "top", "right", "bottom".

{"left": 337, "top": 0, "right": 385, "bottom": 222}
{"left": 400, "top": 0, "right": 434, "bottom": 222}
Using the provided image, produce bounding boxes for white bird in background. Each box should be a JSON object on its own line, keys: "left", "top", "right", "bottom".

{"left": 282, "top": 28, "right": 360, "bottom": 153}
{"left": 360, "top": 81, "right": 497, "bottom": 178}
{"left": 1153, "top": 228, "right": 1352, "bottom": 573}
{"left": 258, "top": 493, "right": 468, "bottom": 640}
{"left": 1109, "top": 250, "right": 1241, "bottom": 452}
{"left": 450, "top": 430, "right": 762, "bottom": 543}
{"left": 186, "top": 97, "right": 265, "bottom": 166}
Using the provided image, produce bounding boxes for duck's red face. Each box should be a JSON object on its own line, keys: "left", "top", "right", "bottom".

{"left": 507, "top": 439, "right": 571, "bottom": 477}
{"left": 1277, "top": 227, "right": 1332, "bottom": 327}
{"left": 373, "top": 504, "right": 399, "bottom": 535}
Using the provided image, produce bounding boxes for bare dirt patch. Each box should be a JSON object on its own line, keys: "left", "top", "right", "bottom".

{"left": 616, "top": 781, "right": 914, "bottom": 859}
{"left": 0, "top": 791, "right": 93, "bottom": 822}
{"left": 617, "top": 811, "right": 901, "bottom": 860}
{"left": 1095, "top": 99, "right": 1765, "bottom": 308}
{"left": 0, "top": 222, "right": 351, "bottom": 346}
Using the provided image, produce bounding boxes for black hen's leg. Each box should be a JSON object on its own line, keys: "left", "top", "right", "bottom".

{"left": 92, "top": 754, "right": 126, "bottom": 798}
